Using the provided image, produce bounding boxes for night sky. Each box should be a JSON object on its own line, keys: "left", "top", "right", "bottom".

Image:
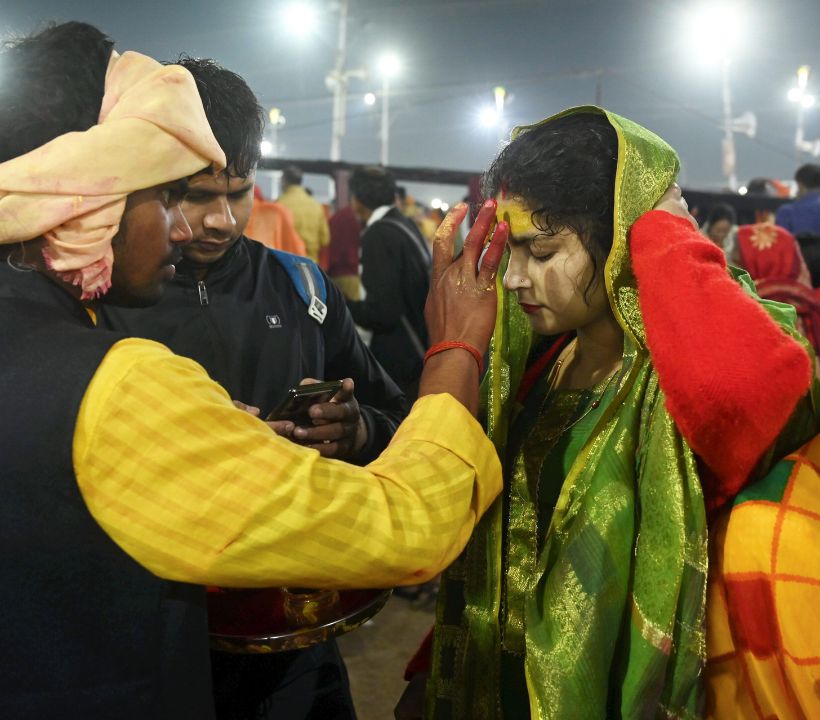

{"left": 4, "top": 0, "right": 820, "bottom": 193}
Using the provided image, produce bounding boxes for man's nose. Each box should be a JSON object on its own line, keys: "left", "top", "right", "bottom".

{"left": 203, "top": 198, "right": 236, "bottom": 235}
{"left": 170, "top": 204, "right": 193, "bottom": 245}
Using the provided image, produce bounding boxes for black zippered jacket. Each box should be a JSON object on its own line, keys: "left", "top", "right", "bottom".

{"left": 100, "top": 235, "right": 406, "bottom": 464}
{"left": 0, "top": 265, "right": 213, "bottom": 719}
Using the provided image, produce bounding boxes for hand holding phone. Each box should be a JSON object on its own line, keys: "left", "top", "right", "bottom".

{"left": 265, "top": 380, "right": 344, "bottom": 425}
{"left": 265, "top": 378, "right": 367, "bottom": 461}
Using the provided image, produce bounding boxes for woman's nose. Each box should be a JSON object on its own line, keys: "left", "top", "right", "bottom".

{"left": 503, "top": 256, "right": 531, "bottom": 291}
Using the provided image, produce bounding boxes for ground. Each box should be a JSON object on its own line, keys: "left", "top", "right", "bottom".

{"left": 338, "top": 593, "right": 435, "bottom": 719}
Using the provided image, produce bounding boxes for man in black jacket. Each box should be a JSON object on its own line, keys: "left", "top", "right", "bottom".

{"left": 101, "top": 58, "right": 405, "bottom": 720}
{"left": 347, "top": 166, "right": 431, "bottom": 403}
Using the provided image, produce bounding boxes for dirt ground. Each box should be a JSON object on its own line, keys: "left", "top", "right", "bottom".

{"left": 338, "top": 593, "right": 436, "bottom": 720}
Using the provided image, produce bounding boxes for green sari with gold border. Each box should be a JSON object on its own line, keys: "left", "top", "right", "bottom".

{"left": 425, "top": 107, "right": 816, "bottom": 719}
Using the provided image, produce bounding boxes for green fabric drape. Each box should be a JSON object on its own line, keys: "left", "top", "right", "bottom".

{"left": 426, "top": 107, "right": 814, "bottom": 720}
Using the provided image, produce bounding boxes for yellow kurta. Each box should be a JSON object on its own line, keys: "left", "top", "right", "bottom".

{"left": 73, "top": 338, "right": 501, "bottom": 588}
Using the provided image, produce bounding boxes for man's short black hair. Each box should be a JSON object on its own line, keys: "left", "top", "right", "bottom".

{"left": 175, "top": 56, "right": 264, "bottom": 179}
{"left": 282, "top": 165, "right": 303, "bottom": 186}
{"left": 795, "top": 164, "right": 820, "bottom": 190}
{"left": 0, "top": 22, "right": 114, "bottom": 163}
{"left": 349, "top": 166, "right": 397, "bottom": 210}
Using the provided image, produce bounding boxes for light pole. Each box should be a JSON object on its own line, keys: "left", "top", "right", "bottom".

{"left": 378, "top": 53, "right": 400, "bottom": 166}
{"left": 690, "top": 3, "right": 756, "bottom": 191}
{"left": 327, "top": 0, "right": 349, "bottom": 162}
{"left": 788, "top": 65, "right": 820, "bottom": 158}
{"left": 720, "top": 56, "right": 738, "bottom": 191}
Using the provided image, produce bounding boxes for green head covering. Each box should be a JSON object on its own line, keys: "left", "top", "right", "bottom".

{"left": 427, "top": 107, "right": 707, "bottom": 720}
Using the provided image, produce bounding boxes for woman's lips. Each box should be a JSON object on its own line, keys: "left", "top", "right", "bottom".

{"left": 518, "top": 302, "right": 541, "bottom": 314}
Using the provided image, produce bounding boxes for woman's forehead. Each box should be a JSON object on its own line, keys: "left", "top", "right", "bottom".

{"left": 495, "top": 196, "right": 533, "bottom": 237}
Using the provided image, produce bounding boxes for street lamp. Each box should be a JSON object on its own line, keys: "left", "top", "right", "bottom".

{"left": 478, "top": 86, "right": 507, "bottom": 134}
{"left": 788, "top": 65, "right": 820, "bottom": 158}
{"left": 282, "top": 2, "right": 318, "bottom": 37}
{"left": 479, "top": 106, "right": 498, "bottom": 129}
{"left": 377, "top": 53, "right": 400, "bottom": 166}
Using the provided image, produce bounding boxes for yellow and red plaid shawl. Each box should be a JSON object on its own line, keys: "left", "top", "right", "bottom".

{"left": 706, "top": 435, "right": 820, "bottom": 718}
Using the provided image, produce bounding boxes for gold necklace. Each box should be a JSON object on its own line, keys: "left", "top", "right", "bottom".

{"left": 542, "top": 342, "right": 620, "bottom": 434}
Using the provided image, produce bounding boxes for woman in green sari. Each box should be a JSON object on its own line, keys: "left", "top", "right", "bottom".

{"left": 416, "top": 108, "right": 818, "bottom": 719}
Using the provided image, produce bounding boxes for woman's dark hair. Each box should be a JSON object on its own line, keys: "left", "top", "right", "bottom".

{"left": 0, "top": 22, "right": 114, "bottom": 163}
{"left": 175, "top": 56, "right": 264, "bottom": 179}
{"left": 705, "top": 203, "right": 737, "bottom": 226}
{"left": 349, "top": 166, "right": 397, "bottom": 209}
{"left": 482, "top": 113, "right": 618, "bottom": 301}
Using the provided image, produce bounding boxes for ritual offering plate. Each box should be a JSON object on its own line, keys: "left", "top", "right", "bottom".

{"left": 207, "top": 587, "right": 392, "bottom": 653}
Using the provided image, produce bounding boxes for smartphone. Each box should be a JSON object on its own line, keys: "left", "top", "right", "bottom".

{"left": 265, "top": 380, "right": 343, "bottom": 424}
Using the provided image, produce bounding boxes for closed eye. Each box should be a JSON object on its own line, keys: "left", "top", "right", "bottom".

{"left": 229, "top": 187, "right": 253, "bottom": 200}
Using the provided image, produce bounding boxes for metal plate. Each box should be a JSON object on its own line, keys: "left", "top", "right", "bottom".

{"left": 208, "top": 588, "right": 392, "bottom": 654}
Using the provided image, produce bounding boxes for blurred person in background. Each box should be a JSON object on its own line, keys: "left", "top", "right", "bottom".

{"left": 327, "top": 203, "right": 362, "bottom": 301}
{"left": 347, "top": 166, "right": 431, "bottom": 404}
{"left": 736, "top": 222, "right": 820, "bottom": 359}
{"left": 701, "top": 202, "right": 739, "bottom": 264}
{"left": 776, "top": 163, "right": 820, "bottom": 236}
{"left": 244, "top": 185, "right": 307, "bottom": 256}
{"left": 278, "top": 164, "right": 330, "bottom": 265}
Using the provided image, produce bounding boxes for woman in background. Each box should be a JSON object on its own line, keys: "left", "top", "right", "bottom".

{"left": 701, "top": 202, "right": 739, "bottom": 264}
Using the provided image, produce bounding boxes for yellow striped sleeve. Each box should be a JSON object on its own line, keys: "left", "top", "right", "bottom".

{"left": 73, "top": 337, "right": 501, "bottom": 588}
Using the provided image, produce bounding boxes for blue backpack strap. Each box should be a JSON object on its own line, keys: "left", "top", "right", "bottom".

{"left": 268, "top": 249, "right": 328, "bottom": 324}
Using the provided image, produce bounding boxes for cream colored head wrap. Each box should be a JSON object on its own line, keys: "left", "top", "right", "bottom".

{"left": 0, "top": 50, "right": 226, "bottom": 299}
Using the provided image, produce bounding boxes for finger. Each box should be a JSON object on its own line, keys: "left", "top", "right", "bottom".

{"left": 310, "top": 399, "right": 357, "bottom": 422}
{"left": 298, "top": 377, "right": 320, "bottom": 386}
{"left": 265, "top": 420, "right": 295, "bottom": 437}
{"left": 477, "top": 221, "right": 508, "bottom": 287}
{"left": 293, "top": 421, "right": 354, "bottom": 443}
{"left": 328, "top": 377, "right": 355, "bottom": 403}
{"left": 462, "top": 199, "right": 497, "bottom": 274}
{"left": 431, "top": 203, "right": 468, "bottom": 282}
{"left": 232, "top": 400, "right": 260, "bottom": 416}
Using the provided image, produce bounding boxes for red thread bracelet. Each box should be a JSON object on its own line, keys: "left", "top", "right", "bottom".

{"left": 423, "top": 341, "right": 484, "bottom": 374}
